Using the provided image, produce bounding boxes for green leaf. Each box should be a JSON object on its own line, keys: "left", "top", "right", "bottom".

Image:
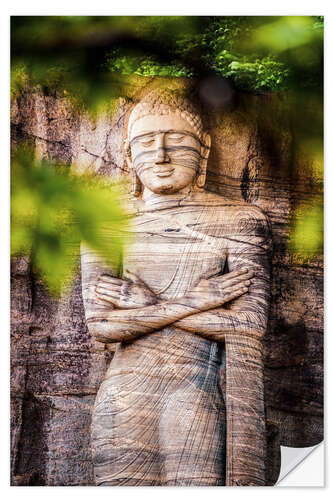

{"left": 11, "top": 145, "right": 129, "bottom": 296}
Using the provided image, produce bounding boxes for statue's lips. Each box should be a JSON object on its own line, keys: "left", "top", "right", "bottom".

{"left": 152, "top": 166, "right": 175, "bottom": 178}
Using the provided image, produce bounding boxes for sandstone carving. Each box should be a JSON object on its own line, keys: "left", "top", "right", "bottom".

{"left": 81, "top": 87, "right": 272, "bottom": 486}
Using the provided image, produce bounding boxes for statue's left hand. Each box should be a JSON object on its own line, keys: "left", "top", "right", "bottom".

{"left": 95, "top": 270, "right": 158, "bottom": 309}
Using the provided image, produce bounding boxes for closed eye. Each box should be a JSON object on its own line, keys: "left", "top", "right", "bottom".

{"left": 167, "top": 133, "right": 185, "bottom": 143}
{"left": 138, "top": 137, "right": 155, "bottom": 147}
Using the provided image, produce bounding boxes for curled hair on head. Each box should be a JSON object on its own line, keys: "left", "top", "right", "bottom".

{"left": 127, "top": 85, "right": 204, "bottom": 141}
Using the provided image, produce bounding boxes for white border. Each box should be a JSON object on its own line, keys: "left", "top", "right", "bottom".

{"left": 2, "top": 1, "right": 331, "bottom": 496}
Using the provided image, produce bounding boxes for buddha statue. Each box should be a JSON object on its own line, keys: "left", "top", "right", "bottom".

{"left": 81, "top": 86, "right": 271, "bottom": 486}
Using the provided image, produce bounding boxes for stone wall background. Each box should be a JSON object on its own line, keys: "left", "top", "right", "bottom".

{"left": 10, "top": 77, "right": 323, "bottom": 486}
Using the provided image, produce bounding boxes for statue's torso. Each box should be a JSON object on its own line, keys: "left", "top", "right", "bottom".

{"left": 91, "top": 194, "right": 248, "bottom": 485}
{"left": 124, "top": 204, "right": 228, "bottom": 299}
{"left": 109, "top": 201, "right": 229, "bottom": 375}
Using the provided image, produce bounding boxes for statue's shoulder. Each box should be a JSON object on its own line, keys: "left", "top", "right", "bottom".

{"left": 228, "top": 201, "right": 271, "bottom": 240}
{"left": 227, "top": 200, "right": 269, "bottom": 224}
{"left": 194, "top": 191, "right": 271, "bottom": 238}
{"left": 193, "top": 191, "right": 268, "bottom": 219}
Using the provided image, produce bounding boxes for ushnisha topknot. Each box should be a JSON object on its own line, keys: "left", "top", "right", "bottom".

{"left": 127, "top": 87, "right": 204, "bottom": 141}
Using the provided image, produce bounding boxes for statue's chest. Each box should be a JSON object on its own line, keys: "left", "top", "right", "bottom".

{"left": 123, "top": 210, "right": 227, "bottom": 299}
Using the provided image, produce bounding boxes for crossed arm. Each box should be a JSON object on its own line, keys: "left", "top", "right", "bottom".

{"left": 88, "top": 267, "right": 253, "bottom": 343}
{"left": 85, "top": 208, "right": 271, "bottom": 344}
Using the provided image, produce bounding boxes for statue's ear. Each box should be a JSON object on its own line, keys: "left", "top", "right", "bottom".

{"left": 123, "top": 139, "right": 142, "bottom": 197}
{"left": 123, "top": 139, "right": 133, "bottom": 170}
{"left": 196, "top": 132, "right": 211, "bottom": 188}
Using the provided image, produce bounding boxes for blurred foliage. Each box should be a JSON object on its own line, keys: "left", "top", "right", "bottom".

{"left": 11, "top": 16, "right": 322, "bottom": 100}
{"left": 106, "top": 16, "right": 323, "bottom": 92}
{"left": 289, "top": 196, "right": 323, "bottom": 260}
{"left": 11, "top": 15, "right": 324, "bottom": 271}
{"left": 105, "top": 50, "right": 195, "bottom": 78}
{"left": 11, "top": 145, "right": 129, "bottom": 296}
{"left": 11, "top": 16, "right": 203, "bottom": 113}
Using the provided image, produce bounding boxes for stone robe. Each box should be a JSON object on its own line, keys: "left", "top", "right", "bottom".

{"left": 81, "top": 191, "right": 271, "bottom": 486}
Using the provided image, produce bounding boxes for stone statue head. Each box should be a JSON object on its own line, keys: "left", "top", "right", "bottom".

{"left": 124, "top": 86, "right": 211, "bottom": 197}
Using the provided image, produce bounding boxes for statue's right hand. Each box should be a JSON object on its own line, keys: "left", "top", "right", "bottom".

{"left": 185, "top": 268, "right": 254, "bottom": 311}
{"left": 95, "top": 270, "right": 158, "bottom": 309}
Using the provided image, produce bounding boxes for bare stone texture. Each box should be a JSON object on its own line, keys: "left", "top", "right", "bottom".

{"left": 10, "top": 77, "right": 323, "bottom": 485}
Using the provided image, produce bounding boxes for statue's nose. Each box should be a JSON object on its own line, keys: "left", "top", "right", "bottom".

{"left": 155, "top": 148, "right": 170, "bottom": 164}
{"left": 155, "top": 135, "right": 170, "bottom": 164}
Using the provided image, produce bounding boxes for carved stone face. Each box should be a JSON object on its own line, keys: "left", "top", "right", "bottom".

{"left": 129, "top": 114, "right": 205, "bottom": 195}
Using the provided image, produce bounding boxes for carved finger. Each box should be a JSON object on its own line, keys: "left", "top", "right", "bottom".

{"left": 218, "top": 271, "right": 254, "bottom": 288}
{"left": 95, "top": 292, "right": 117, "bottom": 304}
{"left": 222, "top": 275, "right": 253, "bottom": 289}
{"left": 225, "top": 287, "right": 248, "bottom": 301}
{"left": 226, "top": 269, "right": 253, "bottom": 280}
{"left": 97, "top": 283, "right": 122, "bottom": 293}
{"left": 96, "top": 288, "right": 120, "bottom": 300}
{"left": 222, "top": 268, "right": 249, "bottom": 278}
{"left": 96, "top": 293, "right": 120, "bottom": 304}
{"left": 224, "top": 280, "right": 251, "bottom": 292}
{"left": 96, "top": 286, "right": 121, "bottom": 299}
{"left": 99, "top": 275, "right": 123, "bottom": 286}
{"left": 224, "top": 282, "right": 249, "bottom": 296}
{"left": 96, "top": 285, "right": 119, "bottom": 295}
